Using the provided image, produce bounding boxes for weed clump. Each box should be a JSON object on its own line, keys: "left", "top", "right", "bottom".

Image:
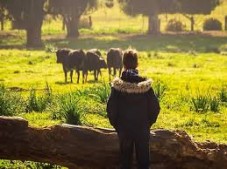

{"left": 51, "top": 93, "right": 83, "bottom": 125}
{"left": 26, "top": 83, "right": 53, "bottom": 113}
{"left": 0, "top": 84, "right": 24, "bottom": 116}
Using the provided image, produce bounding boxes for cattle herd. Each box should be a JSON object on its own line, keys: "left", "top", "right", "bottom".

{"left": 56, "top": 48, "right": 123, "bottom": 83}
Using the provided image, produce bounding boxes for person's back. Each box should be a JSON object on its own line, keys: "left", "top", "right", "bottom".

{"left": 107, "top": 49, "right": 160, "bottom": 169}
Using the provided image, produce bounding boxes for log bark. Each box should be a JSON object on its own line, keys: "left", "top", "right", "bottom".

{"left": 0, "top": 116, "right": 226, "bottom": 169}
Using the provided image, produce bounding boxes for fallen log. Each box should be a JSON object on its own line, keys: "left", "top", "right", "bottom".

{"left": 0, "top": 116, "right": 226, "bottom": 169}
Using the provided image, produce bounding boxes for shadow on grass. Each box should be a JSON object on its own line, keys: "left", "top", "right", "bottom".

{"left": 46, "top": 32, "right": 227, "bottom": 52}
{"left": 1, "top": 31, "right": 227, "bottom": 52}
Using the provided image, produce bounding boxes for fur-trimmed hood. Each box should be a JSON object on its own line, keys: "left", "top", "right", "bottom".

{"left": 111, "top": 77, "right": 152, "bottom": 94}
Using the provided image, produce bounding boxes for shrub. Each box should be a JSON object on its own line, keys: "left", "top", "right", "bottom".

{"left": 79, "top": 17, "right": 92, "bottom": 29}
{"left": 0, "top": 84, "right": 24, "bottom": 116}
{"left": 165, "top": 19, "right": 186, "bottom": 32}
{"left": 203, "top": 18, "right": 222, "bottom": 31}
{"left": 45, "top": 43, "right": 57, "bottom": 53}
{"left": 105, "top": 0, "right": 114, "bottom": 8}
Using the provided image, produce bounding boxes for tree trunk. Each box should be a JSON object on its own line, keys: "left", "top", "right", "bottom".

{"left": 0, "top": 6, "right": 4, "bottom": 31}
{"left": 62, "top": 17, "right": 66, "bottom": 31}
{"left": 26, "top": 23, "right": 43, "bottom": 48}
{"left": 65, "top": 16, "right": 80, "bottom": 38}
{"left": 225, "top": 15, "right": 227, "bottom": 31}
{"left": 0, "top": 18, "right": 3, "bottom": 31}
{"left": 190, "top": 16, "right": 195, "bottom": 31}
{"left": 26, "top": 0, "right": 44, "bottom": 48}
{"left": 0, "top": 116, "right": 227, "bottom": 169}
{"left": 148, "top": 14, "right": 160, "bottom": 35}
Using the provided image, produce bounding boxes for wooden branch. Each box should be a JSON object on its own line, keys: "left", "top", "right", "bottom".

{"left": 0, "top": 116, "right": 226, "bottom": 169}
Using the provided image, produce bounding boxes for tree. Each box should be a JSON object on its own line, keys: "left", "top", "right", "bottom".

{"left": 0, "top": 116, "right": 227, "bottom": 168}
{"left": 174, "top": 0, "right": 220, "bottom": 31}
{"left": 48, "top": 0, "right": 98, "bottom": 38}
{"left": 0, "top": 0, "right": 9, "bottom": 31}
{"left": 6, "top": 0, "right": 45, "bottom": 47}
{"left": 118, "top": 0, "right": 220, "bottom": 34}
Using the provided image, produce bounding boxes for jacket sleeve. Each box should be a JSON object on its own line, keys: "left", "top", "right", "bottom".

{"left": 147, "top": 88, "right": 160, "bottom": 126}
{"left": 106, "top": 88, "right": 119, "bottom": 129}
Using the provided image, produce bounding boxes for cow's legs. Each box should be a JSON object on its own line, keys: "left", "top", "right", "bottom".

{"left": 76, "top": 70, "right": 80, "bottom": 84}
{"left": 70, "top": 70, "right": 73, "bottom": 83}
{"left": 94, "top": 70, "right": 98, "bottom": 81}
{"left": 108, "top": 67, "right": 111, "bottom": 81}
{"left": 97, "top": 69, "right": 102, "bottom": 80}
{"left": 64, "top": 71, "right": 67, "bottom": 83}
{"left": 63, "top": 66, "right": 67, "bottom": 83}
{"left": 113, "top": 68, "right": 116, "bottom": 77}
{"left": 83, "top": 70, "right": 88, "bottom": 83}
{"left": 119, "top": 67, "right": 122, "bottom": 77}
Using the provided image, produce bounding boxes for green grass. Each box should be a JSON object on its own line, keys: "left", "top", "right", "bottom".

{"left": 0, "top": 47, "right": 226, "bottom": 144}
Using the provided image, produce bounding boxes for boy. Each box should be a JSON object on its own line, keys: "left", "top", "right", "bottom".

{"left": 107, "top": 49, "right": 160, "bottom": 169}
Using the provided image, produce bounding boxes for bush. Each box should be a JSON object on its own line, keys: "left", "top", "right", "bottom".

{"left": 79, "top": 16, "right": 92, "bottom": 29}
{"left": 203, "top": 18, "right": 222, "bottom": 31}
{"left": 105, "top": 0, "right": 114, "bottom": 8}
{"left": 0, "top": 84, "right": 24, "bottom": 116}
{"left": 165, "top": 19, "right": 186, "bottom": 32}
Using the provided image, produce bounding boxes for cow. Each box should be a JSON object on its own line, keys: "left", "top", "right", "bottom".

{"left": 68, "top": 49, "right": 86, "bottom": 83}
{"left": 56, "top": 48, "right": 86, "bottom": 83}
{"left": 56, "top": 48, "right": 72, "bottom": 83}
{"left": 83, "top": 49, "right": 107, "bottom": 82}
{"left": 107, "top": 48, "right": 123, "bottom": 81}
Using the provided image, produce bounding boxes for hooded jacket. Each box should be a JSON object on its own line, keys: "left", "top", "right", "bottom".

{"left": 107, "top": 70, "right": 160, "bottom": 138}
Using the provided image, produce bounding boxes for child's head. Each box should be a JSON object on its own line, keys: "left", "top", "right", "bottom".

{"left": 123, "top": 49, "right": 138, "bottom": 69}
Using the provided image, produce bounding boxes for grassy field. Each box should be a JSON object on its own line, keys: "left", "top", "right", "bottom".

{"left": 0, "top": 1, "right": 227, "bottom": 168}
{"left": 0, "top": 38, "right": 227, "bottom": 143}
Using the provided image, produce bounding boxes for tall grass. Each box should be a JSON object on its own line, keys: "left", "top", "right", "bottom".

{"left": 191, "top": 94, "right": 210, "bottom": 113}
{"left": 26, "top": 84, "right": 53, "bottom": 113}
{"left": 210, "top": 97, "right": 220, "bottom": 112}
{"left": 190, "top": 90, "right": 221, "bottom": 113}
{"left": 0, "top": 160, "right": 62, "bottom": 169}
{"left": 88, "top": 82, "right": 110, "bottom": 103}
{"left": 152, "top": 80, "right": 167, "bottom": 100}
{"left": 51, "top": 93, "right": 83, "bottom": 125}
{"left": 219, "top": 86, "right": 227, "bottom": 102}
{"left": 0, "top": 84, "right": 24, "bottom": 116}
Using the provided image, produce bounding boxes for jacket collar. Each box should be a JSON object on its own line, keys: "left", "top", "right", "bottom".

{"left": 111, "top": 77, "right": 152, "bottom": 94}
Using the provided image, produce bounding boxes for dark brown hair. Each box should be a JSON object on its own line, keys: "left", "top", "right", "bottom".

{"left": 123, "top": 49, "right": 138, "bottom": 69}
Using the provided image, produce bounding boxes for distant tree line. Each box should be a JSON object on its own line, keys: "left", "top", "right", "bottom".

{"left": 118, "top": 0, "right": 220, "bottom": 34}
{"left": 0, "top": 0, "right": 221, "bottom": 47}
